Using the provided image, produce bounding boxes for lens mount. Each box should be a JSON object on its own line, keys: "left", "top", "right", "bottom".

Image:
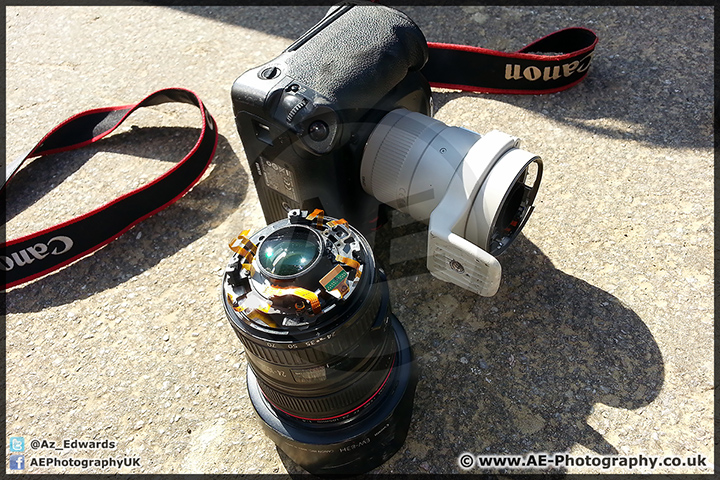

{"left": 466, "top": 150, "right": 543, "bottom": 255}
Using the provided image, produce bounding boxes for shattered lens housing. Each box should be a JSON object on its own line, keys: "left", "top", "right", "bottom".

{"left": 221, "top": 209, "right": 417, "bottom": 475}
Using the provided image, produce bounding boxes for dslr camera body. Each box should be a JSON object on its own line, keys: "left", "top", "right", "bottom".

{"left": 232, "top": 2, "right": 430, "bottom": 231}
{"left": 231, "top": 2, "right": 542, "bottom": 297}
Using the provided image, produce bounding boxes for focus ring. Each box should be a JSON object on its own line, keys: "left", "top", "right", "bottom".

{"left": 254, "top": 343, "right": 395, "bottom": 420}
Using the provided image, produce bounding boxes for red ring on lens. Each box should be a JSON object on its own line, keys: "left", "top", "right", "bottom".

{"left": 261, "top": 355, "right": 396, "bottom": 422}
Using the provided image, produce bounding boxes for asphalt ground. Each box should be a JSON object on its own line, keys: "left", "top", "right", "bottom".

{"left": 4, "top": 4, "right": 714, "bottom": 476}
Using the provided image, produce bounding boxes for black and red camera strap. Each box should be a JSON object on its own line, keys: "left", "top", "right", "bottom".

{"left": 1, "top": 88, "right": 218, "bottom": 289}
{"left": 424, "top": 27, "right": 599, "bottom": 94}
{"left": 3, "top": 23, "right": 597, "bottom": 290}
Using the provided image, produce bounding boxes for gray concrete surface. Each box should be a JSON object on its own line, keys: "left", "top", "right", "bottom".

{"left": 5, "top": 4, "right": 714, "bottom": 475}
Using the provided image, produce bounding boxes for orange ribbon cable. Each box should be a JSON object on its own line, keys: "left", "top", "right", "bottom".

{"left": 326, "top": 218, "right": 348, "bottom": 227}
{"left": 245, "top": 307, "right": 277, "bottom": 328}
{"left": 319, "top": 265, "right": 350, "bottom": 299}
{"left": 335, "top": 255, "right": 362, "bottom": 278}
{"left": 228, "top": 291, "right": 277, "bottom": 327}
{"left": 306, "top": 208, "right": 325, "bottom": 228}
{"left": 229, "top": 229, "right": 257, "bottom": 258}
{"left": 229, "top": 229, "right": 257, "bottom": 273}
{"left": 264, "top": 285, "right": 322, "bottom": 314}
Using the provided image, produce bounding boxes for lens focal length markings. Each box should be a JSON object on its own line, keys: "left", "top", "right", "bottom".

{"left": 227, "top": 272, "right": 383, "bottom": 367}
{"left": 257, "top": 334, "right": 396, "bottom": 420}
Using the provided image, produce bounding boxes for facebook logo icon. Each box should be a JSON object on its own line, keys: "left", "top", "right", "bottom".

{"left": 9, "top": 454, "right": 25, "bottom": 470}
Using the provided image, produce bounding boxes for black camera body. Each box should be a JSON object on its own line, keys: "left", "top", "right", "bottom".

{"left": 231, "top": 2, "right": 432, "bottom": 236}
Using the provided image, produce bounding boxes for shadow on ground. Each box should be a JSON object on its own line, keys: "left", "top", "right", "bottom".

{"left": 246, "top": 214, "right": 665, "bottom": 475}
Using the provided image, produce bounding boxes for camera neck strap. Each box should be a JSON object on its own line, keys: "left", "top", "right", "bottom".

{"left": 424, "top": 27, "right": 599, "bottom": 94}
{"left": 2, "top": 88, "right": 218, "bottom": 289}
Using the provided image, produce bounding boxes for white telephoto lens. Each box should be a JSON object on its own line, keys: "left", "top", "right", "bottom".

{"left": 361, "top": 108, "right": 542, "bottom": 296}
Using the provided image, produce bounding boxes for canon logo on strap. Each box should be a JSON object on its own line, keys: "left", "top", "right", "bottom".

{"left": 0, "top": 236, "right": 74, "bottom": 271}
{"left": 424, "top": 27, "right": 598, "bottom": 94}
{"left": 504, "top": 53, "right": 594, "bottom": 82}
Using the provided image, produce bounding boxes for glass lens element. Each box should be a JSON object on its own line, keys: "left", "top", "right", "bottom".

{"left": 258, "top": 227, "right": 321, "bottom": 277}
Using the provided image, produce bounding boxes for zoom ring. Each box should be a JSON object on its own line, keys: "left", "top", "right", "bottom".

{"left": 236, "top": 285, "right": 383, "bottom": 367}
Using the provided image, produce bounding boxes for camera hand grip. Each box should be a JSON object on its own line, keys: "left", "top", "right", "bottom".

{"left": 283, "top": 3, "right": 427, "bottom": 109}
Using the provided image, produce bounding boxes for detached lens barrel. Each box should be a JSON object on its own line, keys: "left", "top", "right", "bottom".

{"left": 222, "top": 209, "right": 417, "bottom": 475}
